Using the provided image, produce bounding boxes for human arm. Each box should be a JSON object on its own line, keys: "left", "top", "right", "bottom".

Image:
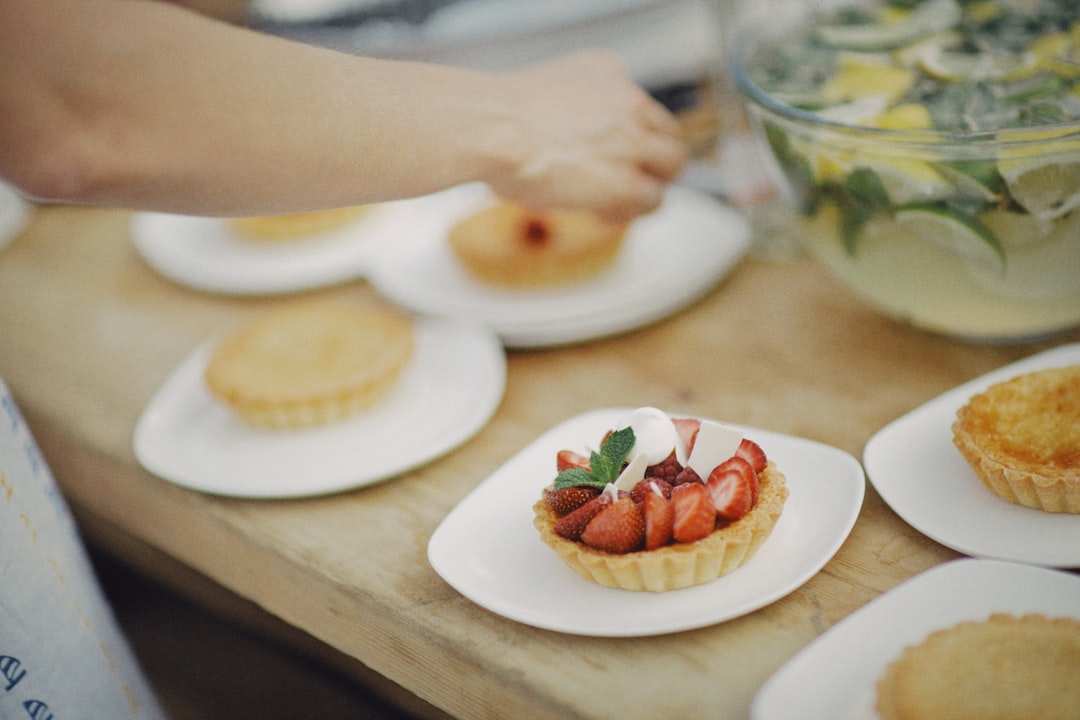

{"left": 0, "top": 0, "right": 686, "bottom": 221}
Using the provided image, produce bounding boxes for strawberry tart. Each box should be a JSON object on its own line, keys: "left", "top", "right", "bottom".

{"left": 532, "top": 407, "right": 788, "bottom": 592}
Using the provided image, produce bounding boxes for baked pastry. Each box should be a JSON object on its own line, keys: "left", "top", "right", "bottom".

{"left": 533, "top": 407, "right": 788, "bottom": 592}
{"left": 227, "top": 205, "right": 374, "bottom": 241}
{"left": 204, "top": 298, "right": 414, "bottom": 429}
{"left": 952, "top": 365, "right": 1080, "bottom": 513}
{"left": 447, "top": 200, "right": 628, "bottom": 288}
{"left": 876, "top": 613, "right": 1080, "bottom": 720}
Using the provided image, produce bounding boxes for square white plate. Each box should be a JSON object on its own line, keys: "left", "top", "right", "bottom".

{"left": 428, "top": 408, "right": 864, "bottom": 636}
{"left": 863, "top": 343, "right": 1080, "bottom": 567}
{"left": 130, "top": 203, "right": 401, "bottom": 295}
{"left": 133, "top": 317, "right": 505, "bottom": 498}
{"left": 752, "top": 558, "right": 1080, "bottom": 720}
{"left": 370, "top": 184, "right": 750, "bottom": 348}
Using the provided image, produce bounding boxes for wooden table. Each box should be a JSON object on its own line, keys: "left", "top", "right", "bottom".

{"left": 2, "top": 199, "right": 1076, "bottom": 720}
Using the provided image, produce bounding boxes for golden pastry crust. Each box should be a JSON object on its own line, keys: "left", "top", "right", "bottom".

{"left": 204, "top": 298, "right": 414, "bottom": 429}
{"left": 533, "top": 464, "right": 788, "bottom": 592}
{"left": 876, "top": 613, "right": 1080, "bottom": 720}
{"left": 952, "top": 365, "right": 1080, "bottom": 513}
{"left": 448, "top": 201, "right": 628, "bottom": 288}
{"left": 227, "top": 205, "right": 374, "bottom": 241}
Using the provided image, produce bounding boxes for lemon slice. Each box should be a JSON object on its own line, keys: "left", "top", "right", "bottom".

{"left": 977, "top": 207, "right": 1053, "bottom": 251}
{"left": 968, "top": 211, "right": 1080, "bottom": 301}
{"left": 895, "top": 204, "right": 1005, "bottom": 273}
{"left": 855, "top": 157, "right": 953, "bottom": 205}
{"left": 873, "top": 103, "right": 933, "bottom": 130}
{"left": 814, "top": 0, "right": 962, "bottom": 52}
{"left": 1029, "top": 31, "right": 1073, "bottom": 62}
{"left": 997, "top": 128, "right": 1080, "bottom": 221}
{"left": 1001, "top": 158, "right": 1080, "bottom": 221}
{"left": 822, "top": 62, "right": 916, "bottom": 104}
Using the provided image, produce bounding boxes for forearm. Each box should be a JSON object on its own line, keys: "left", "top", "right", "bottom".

{"left": 0, "top": 0, "right": 513, "bottom": 215}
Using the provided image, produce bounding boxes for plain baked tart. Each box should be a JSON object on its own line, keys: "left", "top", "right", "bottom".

{"left": 227, "top": 205, "right": 374, "bottom": 241}
{"left": 532, "top": 408, "right": 788, "bottom": 592}
{"left": 876, "top": 613, "right": 1080, "bottom": 720}
{"left": 204, "top": 297, "right": 414, "bottom": 429}
{"left": 952, "top": 365, "right": 1080, "bottom": 513}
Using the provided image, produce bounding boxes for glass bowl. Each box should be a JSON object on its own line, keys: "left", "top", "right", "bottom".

{"left": 732, "top": 0, "right": 1080, "bottom": 342}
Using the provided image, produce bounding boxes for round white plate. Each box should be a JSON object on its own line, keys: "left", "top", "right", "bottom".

{"left": 863, "top": 342, "right": 1080, "bottom": 567}
{"left": 133, "top": 317, "right": 505, "bottom": 498}
{"left": 751, "top": 558, "right": 1080, "bottom": 720}
{"left": 0, "top": 180, "right": 32, "bottom": 253}
{"left": 369, "top": 184, "right": 751, "bottom": 348}
{"left": 427, "top": 408, "right": 865, "bottom": 637}
{"left": 130, "top": 203, "right": 401, "bottom": 295}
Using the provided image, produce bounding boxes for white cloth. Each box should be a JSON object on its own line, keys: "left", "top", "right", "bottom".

{"left": 0, "top": 379, "right": 166, "bottom": 720}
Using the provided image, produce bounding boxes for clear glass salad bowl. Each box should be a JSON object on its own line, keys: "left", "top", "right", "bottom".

{"left": 732, "top": 0, "right": 1080, "bottom": 342}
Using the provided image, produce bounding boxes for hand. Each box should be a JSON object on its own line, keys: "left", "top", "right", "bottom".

{"left": 484, "top": 51, "right": 688, "bottom": 223}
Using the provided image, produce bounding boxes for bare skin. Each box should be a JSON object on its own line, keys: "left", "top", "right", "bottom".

{"left": 0, "top": 0, "right": 687, "bottom": 222}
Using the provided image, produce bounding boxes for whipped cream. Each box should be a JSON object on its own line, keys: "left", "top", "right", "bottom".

{"left": 610, "top": 408, "right": 743, "bottom": 490}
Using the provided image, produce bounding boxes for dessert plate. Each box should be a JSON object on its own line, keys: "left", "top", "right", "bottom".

{"left": 0, "top": 180, "right": 31, "bottom": 253}
{"left": 133, "top": 317, "right": 505, "bottom": 498}
{"left": 130, "top": 204, "right": 399, "bottom": 295}
{"left": 427, "top": 408, "right": 864, "bottom": 637}
{"left": 369, "top": 184, "right": 751, "bottom": 348}
{"left": 863, "top": 342, "right": 1080, "bottom": 567}
{"left": 751, "top": 558, "right": 1080, "bottom": 720}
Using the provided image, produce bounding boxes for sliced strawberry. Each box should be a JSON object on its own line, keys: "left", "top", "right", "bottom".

{"left": 543, "top": 485, "right": 601, "bottom": 516}
{"left": 630, "top": 477, "right": 671, "bottom": 505}
{"left": 641, "top": 484, "right": 675, "bottom": 551}
{"left": 672, "top": 417, "right": 701, "bottom": 454}
{"left": 706, "top": 456, "right": 757, "bottom": 521}
{"left": 553, "top": 493, "right": 610, "bottom": 541}
{"left": 672, "top": 466, "right": 702, "bottom": 486}
{"left": 580, "top": 497, "right": 645, "bottom": 554}
{"left": 735, "top": 438, "right": 767, "bottom": 474}
{"left": 556, "top": 449, "right": 591, "bottom": 472}
{"left": 670, "top": 482, "right": 716, "bottom": 543}
{"left": 645, "top": 451, "right": 682, "bottom": 483}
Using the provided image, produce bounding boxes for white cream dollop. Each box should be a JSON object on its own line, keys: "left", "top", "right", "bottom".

{"left": 615, "top": 407, "right": 680, "bottom": 465}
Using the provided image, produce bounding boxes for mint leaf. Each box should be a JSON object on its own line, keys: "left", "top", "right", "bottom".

{"left": 553, "top": 467, "right": 596, "bottom": 489}
{"left": 553, "top": 426, "right": 636, "bottom": 491}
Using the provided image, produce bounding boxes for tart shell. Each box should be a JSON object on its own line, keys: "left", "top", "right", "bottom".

{"left": 533, "top": 463, "right": 788, "bottom": 592}
{"left": 952, "top": 366, "right": 1080, "bottom": 513}
{"left": 204, "top": 298, "right": 414, "bottom": 429}
{"left": 876, "top": 613, "right": 1080, "bottom": 720}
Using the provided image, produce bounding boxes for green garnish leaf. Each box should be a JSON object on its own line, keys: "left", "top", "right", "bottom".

{"left": 553, "top": 426, "right": 636, "bottom": 491}
{"left": 836, "top": 168, "right": 893, "bottom": 255}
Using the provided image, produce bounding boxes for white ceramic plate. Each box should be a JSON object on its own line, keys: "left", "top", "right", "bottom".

{"left": 0, "top": 180, "right": 31, "bottom": 253}
{"left": 863, "top": 343, "right": 1080, "bottom": 567}
{"left": 369, "top": 184, "right": 751, "bottom": 348}
{"left": 130, "top": 204, "right": 401, "bottom": 295}
{"left": 427, "top": 408, "right": 864, "bottom": 637}
{"left": 751, "top": 558, "right": 1080, "bottom": 720}
{"left": 133, "top": 317, "right": 505, "bottom": 498}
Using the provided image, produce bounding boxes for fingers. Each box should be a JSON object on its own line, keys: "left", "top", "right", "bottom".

{"left": 637, "top": 130, "right": 689, "bottom": 182}
{"left": 636, "top": 93, "right": 683, "bottom": 137}
{"left": 627, "top": 92, "right": 689, "bottom": 182}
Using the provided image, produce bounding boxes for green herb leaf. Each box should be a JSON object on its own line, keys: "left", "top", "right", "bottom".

{"left": 553, "top": 426, "right": 636, "bottom": 491}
